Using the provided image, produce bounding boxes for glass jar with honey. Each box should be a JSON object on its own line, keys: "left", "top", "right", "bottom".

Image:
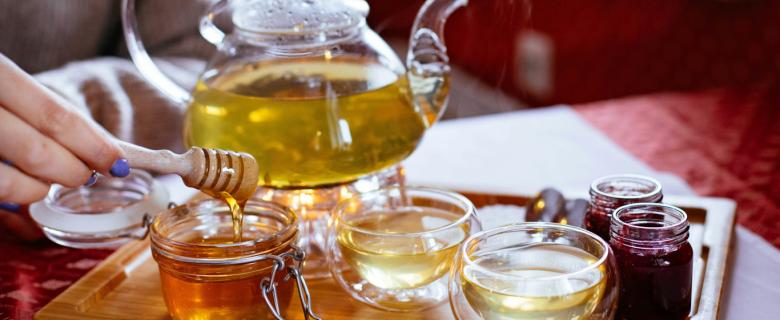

{"left": 150, "top": 198, "right": 318, "bottom": 320}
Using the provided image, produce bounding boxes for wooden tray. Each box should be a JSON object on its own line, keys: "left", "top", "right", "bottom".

{"left": 35, "top": 191, "right": 735, "bottom": 320}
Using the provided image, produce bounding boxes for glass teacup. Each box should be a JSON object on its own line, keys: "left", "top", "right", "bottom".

{"left": 449, "top": 223, "right": 619, "bottom": 319}
{"left": 327, "top": 186, "right": 481, "bottom": 311}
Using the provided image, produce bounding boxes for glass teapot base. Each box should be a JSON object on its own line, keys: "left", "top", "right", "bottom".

{"left": 253, "top": 165, "right": 405, "bottom": 280}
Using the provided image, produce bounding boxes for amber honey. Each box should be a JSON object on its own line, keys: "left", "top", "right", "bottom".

{"left": 157, "top": 239, "right": 294, "bottom": 319}
{"left": 151, "top": 199, "right": 299, "bottom": 320}
{"left": 218, "top": 192, "right": 245, "bottom": 243}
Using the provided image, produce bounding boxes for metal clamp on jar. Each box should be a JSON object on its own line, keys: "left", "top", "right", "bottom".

{"left": 150, "top": 199, "right": 320, "bottom": 320}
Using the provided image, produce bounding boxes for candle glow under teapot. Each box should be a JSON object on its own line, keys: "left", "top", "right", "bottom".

{"left": 123, "top": 0, "right": 464, "bottom": 189}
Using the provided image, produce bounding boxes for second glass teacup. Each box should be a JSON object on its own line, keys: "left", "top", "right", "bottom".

{"left": 449, "top": 223, "right": 619, "bottom": 320}
{"left": 327, "top": 186, "right": 481, "bottom": 311}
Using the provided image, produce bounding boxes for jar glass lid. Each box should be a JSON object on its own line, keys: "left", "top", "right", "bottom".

{"left": 29, "top": 170, "right": 169, "bottom": 248}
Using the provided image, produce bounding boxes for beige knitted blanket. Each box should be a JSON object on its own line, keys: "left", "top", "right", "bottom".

{"left": 0, "top": 0, "right": 214, "bottom": 152}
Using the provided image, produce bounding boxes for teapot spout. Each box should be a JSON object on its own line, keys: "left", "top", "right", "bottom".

{"left": 407, "top": 0, "right": 467, "bottom": 126}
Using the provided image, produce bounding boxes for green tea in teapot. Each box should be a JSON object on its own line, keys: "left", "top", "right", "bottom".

{"left": 185, "top": 56, "right": 436, "bottom": 188}
{"left": 126, "top": 0, "right": 460, "bottom": 191}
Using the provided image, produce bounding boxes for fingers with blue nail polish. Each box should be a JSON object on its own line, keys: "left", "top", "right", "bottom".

{"left": 109, "top": 158, "right": 130, "bottom": 177}
{"left": 0, "top": 202, "right": 21, "bottom": 212}
{"left": 84, "top": 171, "right": 98, "bottom": 187}
{"left": 0, "top": 163, "right": 49, "bottom": 203}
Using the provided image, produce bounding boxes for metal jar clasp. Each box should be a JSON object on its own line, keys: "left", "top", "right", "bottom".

{"left": 260, "top": 245, "right": 321, "bottom": 320}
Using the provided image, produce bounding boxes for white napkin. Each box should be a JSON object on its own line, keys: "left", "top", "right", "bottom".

{"left": 404, "top": 106, "right": 695, "bottom": 196}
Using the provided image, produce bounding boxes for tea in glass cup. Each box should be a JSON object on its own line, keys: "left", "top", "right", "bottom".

{"left": 449, "top": 223, "right": 618, "bottom": 320}
{"left": 327, "top": 186, "right": 481, "bottom": 311}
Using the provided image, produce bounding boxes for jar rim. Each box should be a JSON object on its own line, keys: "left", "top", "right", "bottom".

{"left": 590, "top": 173, "right": 663, "bottom": 200}
{"left": 333, "top": 186, "right": 476, "bottom": 238}
{"left": 460, "top": 223, "right": 609, "bottom": 282}
{"left": 151, "top": 198, "right": 298, "bottom": 265}
{"left": 611, "top": 202, "right": 688, "bottom": 231}
{"left": 610, "top": 203, "right": 689, "bottom": 248}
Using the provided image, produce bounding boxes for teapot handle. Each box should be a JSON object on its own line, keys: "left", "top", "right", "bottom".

{"left": 407, "top": 0, "right": 467, "bottom": 71}
{"left": 121, "top": 0, "right": 192, "bottom": 104}
{"left": 199, "top": 0, "right": 230, "bottom": 45}
{"left": 407, "top": 0, "right": 467, "bottom": 123}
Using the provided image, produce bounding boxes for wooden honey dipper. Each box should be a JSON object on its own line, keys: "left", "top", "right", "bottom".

{"left": 117, "top": 141, "right": 259, "bottom": 200}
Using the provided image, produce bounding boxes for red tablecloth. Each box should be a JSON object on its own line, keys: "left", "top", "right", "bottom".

{"left": 1, "top": 84, "right": 778, "bottom": 319}
{"left": 574, "top": 82, "right": 780, "bottom": 247}
{"left": 0, "top": 234, "right": 112, "bottom": 319}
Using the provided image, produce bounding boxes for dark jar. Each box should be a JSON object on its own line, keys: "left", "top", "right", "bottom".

{"left": 610, "top": 203, "right": 693, "bottom": 320}
{"left": 585, "top": 174, "right": 663, "bottom": 241}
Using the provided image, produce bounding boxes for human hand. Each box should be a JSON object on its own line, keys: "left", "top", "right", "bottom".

{"left": 0, "top": 54, "right": 128, "bottom": 205}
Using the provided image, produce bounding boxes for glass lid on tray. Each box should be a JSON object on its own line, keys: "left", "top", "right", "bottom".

{"left": 29, "top": 169, "right": 169, "bottom": 249}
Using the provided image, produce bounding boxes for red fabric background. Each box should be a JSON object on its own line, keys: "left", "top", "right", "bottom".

{"left": 370, "top": 0, "right": 780, "bottom": 105}
{"left": 574, "top": 82, "right": 780, "bottom": 247}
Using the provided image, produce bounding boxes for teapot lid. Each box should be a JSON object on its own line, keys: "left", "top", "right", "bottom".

{"left": 233, "top": 0, "right": 368, "bottom": 34}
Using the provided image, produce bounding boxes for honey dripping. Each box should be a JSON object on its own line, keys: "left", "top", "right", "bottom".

{"left": 191, "top": 187, "right": 251, "bottom": 244}
{"left": 219, "top": 192, "right": 245, "bottom": 243}
{"left": 187, "top": 150, "right": 259, "bottom": 244}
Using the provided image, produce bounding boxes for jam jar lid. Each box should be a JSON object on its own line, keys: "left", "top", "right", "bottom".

{"left": 29, "top": 169, "right": 169, "bottom": 248}
{"left": 590, "top": 174, "right": 663, "bottom": 200}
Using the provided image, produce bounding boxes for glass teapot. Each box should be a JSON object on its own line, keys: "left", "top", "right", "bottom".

{"left": 122, "top": 0, "right": 464, "bottom": 189}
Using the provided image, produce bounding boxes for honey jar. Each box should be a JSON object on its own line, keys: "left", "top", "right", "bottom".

{"left": 150, "top": 198, "right": 318, "bottom": 320}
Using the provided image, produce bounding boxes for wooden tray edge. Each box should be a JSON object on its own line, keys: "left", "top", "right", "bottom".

{"left": 36, "top": 191, "right": 738, "bottom": 320}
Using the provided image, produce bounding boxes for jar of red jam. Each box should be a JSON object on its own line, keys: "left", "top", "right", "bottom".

{"left": 610, "top": 203, "right": 693, "bottom": 320}
{"left": 585, "top": 174, "right": 663, "bottom": 241}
